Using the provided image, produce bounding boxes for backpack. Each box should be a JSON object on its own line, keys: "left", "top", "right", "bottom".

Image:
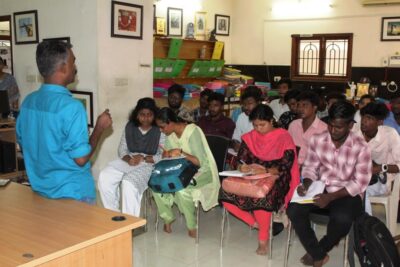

{"left": 148, "top": 157, "right": 199, "bottom": 193}
{"left": 353, "top": 212, "right": 400, "bottom": 267}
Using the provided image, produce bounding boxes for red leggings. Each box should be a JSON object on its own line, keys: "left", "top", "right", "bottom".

{"left": 223, "top": 202, "right": 272, "bottom": 241}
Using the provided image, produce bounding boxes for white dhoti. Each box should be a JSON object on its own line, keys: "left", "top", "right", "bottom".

{"left": 98, "top": 159, "right": 153, "bottom": 217}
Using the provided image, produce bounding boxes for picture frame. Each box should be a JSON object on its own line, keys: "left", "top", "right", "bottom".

{"left": 167, "top": 7, "right": 183, "bottom": 37}
{"left": 111, "top": 1, "right": 143, "bottom": 40}
{"left": 153, "top": 4, "right": 156, "bottom": 33}
{"left": 156, "top": 17, "right": 166, "bottom": 35}
{"left": 381, "top": 17, "right": 400, "bottom": 41}
{"left": 195, "top": 12, "right": 207, "bottom": 36}
{"left": 71, "top": 90, "right": 94, "bottom": 127}
{"left": 13, "top": 10, "right": 39, "bottom": 45}
{"left": 42, "top": 37, "right": 70, "bottom": 44}
{"left": 215, "top": 14, "right": 230, "bottom": 36}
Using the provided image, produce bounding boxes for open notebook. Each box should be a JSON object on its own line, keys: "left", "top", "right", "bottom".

{"left": 290, "top": 180, "right": 325, "bottom": 204}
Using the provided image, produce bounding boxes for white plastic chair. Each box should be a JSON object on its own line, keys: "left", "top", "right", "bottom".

{"left": 369, "top": 173, "right": 400, "bottom": 236}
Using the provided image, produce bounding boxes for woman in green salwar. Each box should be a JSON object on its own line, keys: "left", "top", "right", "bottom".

{"left": 153, "top": 107, "right": 220, "bottom": 238}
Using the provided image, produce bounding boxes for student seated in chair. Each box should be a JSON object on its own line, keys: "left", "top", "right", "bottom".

{"left": 152, "top": 107, "right": 220, "bottom": 238}
{"left": 277, "top": 89, "right": 300, "bottom": 130}
{"left": 197, "top": 92, "right": 235, "bottom": 139}
{"left": 269, "top": 78, "right": 291, "bottom": 119}
{"left": 232, "top": 86, "right": 262, "bottom": 151}
{"left": 354, "top": 102, "right": 400, "bottom": 215}
{"left": 167, "top": 83, "right": 194, "bottom": 123}
{"left": 288, "top": 91, "right": 327, "bottom": 166}
{"left": 193, "top": 89, "right": 213, "bottom": 123}
{"left": 287, "top": 101, "right": 372, "bottom": 267}
{"left": 98, "top": 98, "right": 165, "bottom": 217}
{"left": 220, "top": 104, "right": 300, "bottom": 255}
{"left": 384, "top": 93, "right": 400, "bottom": 134}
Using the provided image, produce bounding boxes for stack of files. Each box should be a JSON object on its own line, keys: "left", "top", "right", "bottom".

{"left": 153, "top": 59, "right": 187, "bottom": 79}
{"left": 211, "top": 41, "right": 224, "bottom": 60}
{"left": 167, "top": 38, "right": 183, "bottom": 59}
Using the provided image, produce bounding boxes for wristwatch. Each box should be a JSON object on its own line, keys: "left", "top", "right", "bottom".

{"left": 381, "top": 164, "right": 388, "bottom": 173}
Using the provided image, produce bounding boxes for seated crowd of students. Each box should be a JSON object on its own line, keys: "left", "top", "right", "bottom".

{"left": 97, "top": 80, "right": 400, "bottom": 267}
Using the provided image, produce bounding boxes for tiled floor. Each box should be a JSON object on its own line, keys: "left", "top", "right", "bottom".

{"left": 132, "top": 201, "right": 400, "bottom": 267}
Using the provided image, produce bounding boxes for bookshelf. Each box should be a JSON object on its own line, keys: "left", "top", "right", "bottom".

{"left": 153, "top": 37, "right": 224, "bottom": 85}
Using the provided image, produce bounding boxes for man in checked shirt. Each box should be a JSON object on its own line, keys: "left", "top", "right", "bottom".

{"left": 287, "top": 101, "right": 372, "bottom": 267}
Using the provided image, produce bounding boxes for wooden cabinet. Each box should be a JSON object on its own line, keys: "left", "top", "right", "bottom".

{"left": 0, "top": 119, "right": 24, "bottom": 179}
{"left": 153, "top": 37, "right": 224, "bottom": 85}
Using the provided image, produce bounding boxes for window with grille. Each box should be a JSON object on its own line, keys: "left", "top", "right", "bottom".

{"left": 291, "top": 33, "right": 353, "bottom": 82}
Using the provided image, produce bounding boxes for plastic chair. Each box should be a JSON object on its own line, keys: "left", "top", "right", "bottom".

{"left": 369, "top": 173, "right": 400, "bottom": 236}
{"left": 205, "top": 134, "right": 231, "bottom": 180}
{"left": 220, "top": 207, "right": 291, "bottom": 261}
{"left": 284, "top": 209, "right": 355, "bottom": 267}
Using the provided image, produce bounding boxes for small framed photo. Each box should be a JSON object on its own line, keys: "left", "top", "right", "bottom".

{"left": 156, "top": 17, "right": 166, "bottom": 35}
{"left": 71, "top": 90, "right": 94, "bottom": 127}
{"left": 13, "top": 10, "right": 39, "bottom": 45}
{"left": 111, "top": 1, "right": 143, "bottom": 40}
{"left": 42, "top": 37, "right": 70, "bottom": 44}
{"left": 381, "top": 17, "right": 400, "bottom": 41}
{"left": 195, "top": 12, "right": 207, "bottom": 36}
{"left": 215, "top": 14, "right": 230, "bottom": 36}
{"left": 167, "top": 7, "right": 183, "bottom": 37}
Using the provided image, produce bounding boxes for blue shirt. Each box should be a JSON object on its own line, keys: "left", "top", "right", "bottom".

{"left": 384, "top": 112, "right": 400, "bottom": 134}
{"left": 16, "top": 84, "right": 94, "bottom": 200}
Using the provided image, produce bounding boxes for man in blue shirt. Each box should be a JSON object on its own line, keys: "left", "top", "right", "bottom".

{"left": 17, "top": 41, "right": 112, "bottom": 203}
{"left": 384, "top": 94, "right": 400, "bottom": 134}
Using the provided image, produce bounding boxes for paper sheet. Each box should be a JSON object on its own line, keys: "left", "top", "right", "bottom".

{"left": 290, "top": 180, "right": 325, "bottom": 204}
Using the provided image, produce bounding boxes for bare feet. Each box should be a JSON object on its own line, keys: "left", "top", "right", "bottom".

{"left": 300, "top": 253, "right": 313, "bottom": 266}
{"left": 163, "top": 223, "right": 172, "bottom": 233}
{"left": 188, "top": 228, "right": 197, "bottom": 238}
{"left": 256, "top": 240, "right": 268, "bottom": 255}
{"left": 313, "top": 255, "right": 329, "bottom": 267}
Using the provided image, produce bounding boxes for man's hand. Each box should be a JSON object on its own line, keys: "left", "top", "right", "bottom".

{"left": 96, "top": 109, "right": 113, "bottom": 130}
{"left": 297, "top": 178, "right": 313, "bottom": 196}
{"left": 128, "top": 154, "right": 143, "bottom": 166}
{"left": 313, "top": 193, "right": 332, "bottom": 208}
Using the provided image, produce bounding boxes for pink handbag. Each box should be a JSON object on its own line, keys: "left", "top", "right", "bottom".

{"left": 222, "top": 173, "right": 278, "bottom": 198}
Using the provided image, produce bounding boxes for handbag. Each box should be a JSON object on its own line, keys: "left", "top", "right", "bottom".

{"left": 148, "top": 157, "right": 199, "bottom": 193}
{"left": 222, "top": 173, "right": 278, "bottom": 198}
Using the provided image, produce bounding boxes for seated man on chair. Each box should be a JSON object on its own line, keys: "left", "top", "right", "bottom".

{"left": 354, "top": 102, "right": 400, "bottom": 215}
{"left": 287, "top": 101, "right": 372, "bottom": 267}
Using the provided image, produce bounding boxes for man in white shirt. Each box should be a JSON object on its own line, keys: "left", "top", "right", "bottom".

{"left": 269, "top": 78, "right": 291, "bottom": 119}
{"left": 355, "top": 102, "right": 400, "bottom": 215}
{"left": 232, "top": 86, "right": 262, "bottom": 151}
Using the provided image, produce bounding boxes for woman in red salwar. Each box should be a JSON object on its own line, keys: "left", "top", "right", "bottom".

{"left": 220, "top": 104, "right": 300, "bottom": 255}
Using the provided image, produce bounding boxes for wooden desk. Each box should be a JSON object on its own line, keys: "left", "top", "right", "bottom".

{"left": 0, "top": 183, "right": 146, "bottom": 266}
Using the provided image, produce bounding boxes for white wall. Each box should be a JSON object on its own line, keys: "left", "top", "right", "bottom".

{"left": 154, "top": 0, "right": 233, "bottom": 63}
{"left": 232, "top": 0, "right": 400, "bottom": 66}
{"left": 0, "top": 0, "right": 98, "bottom": 100}
{"left": 93, "top": 0, "right": 154, "bottom": 177}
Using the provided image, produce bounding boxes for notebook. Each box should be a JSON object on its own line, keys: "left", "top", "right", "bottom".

{"left": 290, "top": 180, "right": 325, "bottom": 204}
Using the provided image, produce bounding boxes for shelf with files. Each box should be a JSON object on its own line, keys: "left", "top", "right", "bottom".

{"left": 153, "top": 37, "right": 224, "bottom": 85}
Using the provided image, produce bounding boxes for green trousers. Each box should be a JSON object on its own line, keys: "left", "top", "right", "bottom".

{"left": 152, "top": 188, "right": 197, "bottom": 230}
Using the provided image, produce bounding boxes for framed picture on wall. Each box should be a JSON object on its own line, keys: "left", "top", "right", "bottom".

{"left": 195, "top": 12, "right": 207, "bottom": 36}
{"left": 381, "top": 17, "right": 400, "bottom": 41}
{"left": 13, "top": 10, "right": 39, "bottom": 44}
{"left": 71, "top": 90, "right": 94, "bottom": 127}
{"left": 215, "top": 14, "right": 230, "bottom": 36}
{"left": 42, "top": 37, "right": 71, "bottom": 44}
{"left": 156, "top": 17, "right": 166, "bottom": 35}
{"left": 167, "top": 7, "right": 183, "bottom": 37}
{"left": 111, "top": 1, "right": 143, "bottom": 40}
